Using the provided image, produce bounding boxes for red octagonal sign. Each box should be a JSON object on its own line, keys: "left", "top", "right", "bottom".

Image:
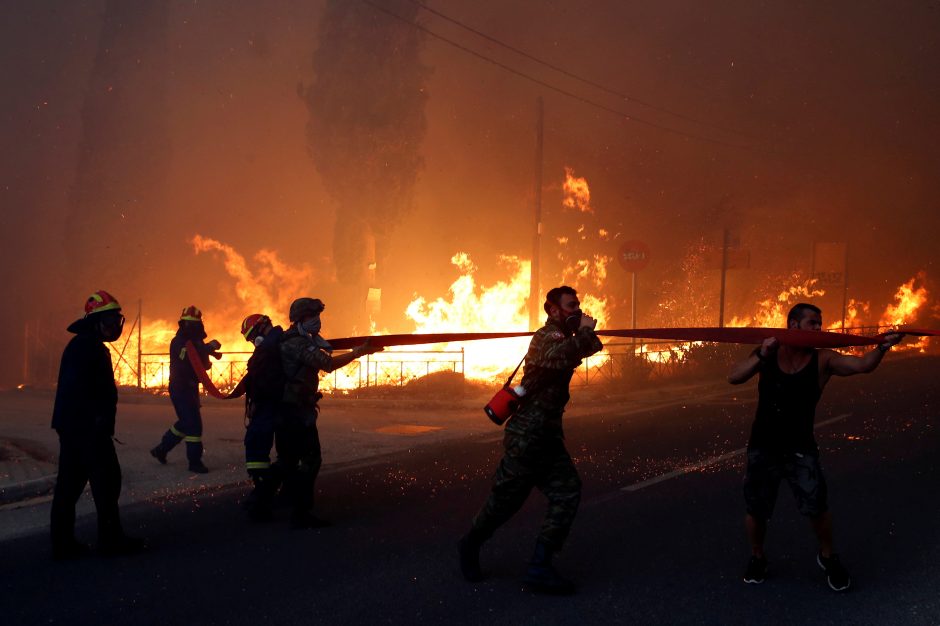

{"left": 618, "top": 240, "right": 651, "bottom": 272}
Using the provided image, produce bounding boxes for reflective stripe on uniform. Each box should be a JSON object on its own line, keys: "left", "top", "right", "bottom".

{"left": 184, "top": 435, "right": 202, "bottom": 443}
{"left": 178, "top": 347, "right": 187, "bottom": 361}
{"left": 170, "top": 425, "right": 186, "bottom": 437}
{"left": 246, "top": 461, "right": 270, "bottom": 470}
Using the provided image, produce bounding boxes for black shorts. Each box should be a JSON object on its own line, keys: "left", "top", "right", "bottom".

{"left": 743, "top": 448, "right": 828, "bottom": 520}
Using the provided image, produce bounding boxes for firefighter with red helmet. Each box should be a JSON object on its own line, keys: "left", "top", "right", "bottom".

{"left": 50, "top": 290, "right": 145, "bottom": 559}
{"left": 150, "top": 306, "right": 222, "bottom": 473}
{"left": 238, "top": 312, "right": 286, "bottom": 521}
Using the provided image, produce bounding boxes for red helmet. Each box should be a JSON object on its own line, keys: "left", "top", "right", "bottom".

{"left": 241, "top": 313, "right": 271, "bottom": 341}
{"left": 84, "top": 290, "right": 121, "bottom": 317}
{"left": 180, "top": 305, "right": 203, "bottom": 322}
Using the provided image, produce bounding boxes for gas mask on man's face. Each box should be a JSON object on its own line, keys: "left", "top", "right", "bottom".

{"left": 563, "top": 309, "right": 583, "bottom": 333}
{"left": 301, "top": 316, "right": 322, "bottom": 337}
{"left": 97, "top": 311, "right": 125, "bottom": 342}
{"left": 253, "top": 335, "right": 265, "bottom": 348}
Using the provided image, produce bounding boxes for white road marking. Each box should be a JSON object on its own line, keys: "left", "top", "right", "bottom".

{"left": 620, "top": 412, "right": 853, "bottom": 492}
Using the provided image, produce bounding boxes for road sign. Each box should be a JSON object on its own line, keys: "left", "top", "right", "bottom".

{"left": 618, "top": 240, "right": 650, "bottom": 272}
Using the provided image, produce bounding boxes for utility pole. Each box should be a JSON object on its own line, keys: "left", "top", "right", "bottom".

{"left": 718, "top": 228, "right": 730, "bottom": 328}
{"left": 137, "top": 299, "right": 143, "bottom": 388}
{"left": 841, "top": 245, "right": 849, "bottom": 332}
{"left": 529, "top": 97, "right": 544, "bottom": 331}
{"left": 22, "top": 322, "right": 29, "bottom": 386}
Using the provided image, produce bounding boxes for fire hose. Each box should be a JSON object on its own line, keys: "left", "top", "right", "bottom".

{"left": 185, "top": 328, "right": 938, "bottom": 400}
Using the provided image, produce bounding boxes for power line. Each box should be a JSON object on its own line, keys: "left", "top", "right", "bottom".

{"left": 358, "top": 0, "right": 761, "bottom": 151}
{"left": 405, "top": 0, "right": 754, "bottom": 140}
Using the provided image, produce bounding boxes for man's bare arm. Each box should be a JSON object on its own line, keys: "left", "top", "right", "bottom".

{"left": 728, "top": 337, "right": 777, "bottom": 384}
{"left": 825, "top": 333, "right": 902, "bottom": 377}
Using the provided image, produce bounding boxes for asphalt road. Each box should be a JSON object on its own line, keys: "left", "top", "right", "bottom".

{"left": 1, "top": 356, "right": 937, "bottom": 625}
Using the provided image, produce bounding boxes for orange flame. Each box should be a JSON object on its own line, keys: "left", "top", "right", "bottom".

{"left": 562, "top": 167, "right": 592, "bottom": 213}
{"left": 879, "top": 272, "right": 928, "bottom": 327}
{"left": 728, "top": 276, "right": 825, "bottom": 328}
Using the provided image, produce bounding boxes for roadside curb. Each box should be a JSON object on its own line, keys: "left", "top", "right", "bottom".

{"left": 0, "top": 474, "right": 56, "bottom": 505}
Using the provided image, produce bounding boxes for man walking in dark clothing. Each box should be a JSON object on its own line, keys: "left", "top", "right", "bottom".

{"left": 238, "top": 312, "right": 285, "bottom": 522}
{"left": 729, "top": 302, "right": 902, "bottom": 591}
{"left": 459, "top": 285, "right": 603, "bottom": 594}
{"left": 50, "top": 290, "right": 144, "bottom": 559}
{"left": 279, "top": 297, "right": 381, "bottom": 529}
{"left": 150, "top": 305, "right": 221, "bottom": 473}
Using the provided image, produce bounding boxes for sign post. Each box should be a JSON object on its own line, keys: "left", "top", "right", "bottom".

{"left": 618, "top": 241, "right": 651, "bottom": 348}
{"left": 812, "top": 242, "right": 848, "bottom": 331}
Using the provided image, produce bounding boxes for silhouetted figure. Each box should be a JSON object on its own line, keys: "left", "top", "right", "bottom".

{"left": 459, "top": 286, "right": 603, "bottom": 594}
{"left": 279, "top": 297, "right": 381, "bottom": 529}
{"left": 237, "top": 313, "right": 286, "bottom": 522}
{"left": 150, "top": 306, "right": 221, "bottom": 473}
{"left": 50, "top": 290, "right": 144, "bottom": 559}
{"left": 729, "top": 302, "right": 902, "bottom": 591}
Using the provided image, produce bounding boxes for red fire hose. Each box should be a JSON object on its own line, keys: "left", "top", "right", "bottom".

{"left": 186, "top": 328, "right": 937, "bottom": 400}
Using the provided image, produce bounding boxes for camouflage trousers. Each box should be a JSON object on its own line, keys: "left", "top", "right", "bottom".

{"left": 471, "top": 432, "right": 582, "bottom": 550}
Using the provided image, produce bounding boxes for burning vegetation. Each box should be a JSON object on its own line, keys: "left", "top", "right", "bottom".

{"left": 104, "top": 170, "right": 934, "bottom": 394}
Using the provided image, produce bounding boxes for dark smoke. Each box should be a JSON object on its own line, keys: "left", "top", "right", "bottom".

{"left": 303, "top": 0, "right": 428, "bottom": 331}
{"left": 64, "top": 0, "right": 171, "bottom": 304}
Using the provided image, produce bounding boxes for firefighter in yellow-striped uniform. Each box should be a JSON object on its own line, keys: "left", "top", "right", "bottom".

{"left": 150, "top": 306, "right": 222, "bottom": 473}
{"left": 238, "top": 313, "right": 286, "bottom": 521}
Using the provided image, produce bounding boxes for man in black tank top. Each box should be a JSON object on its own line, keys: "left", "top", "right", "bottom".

{"left": 728, "top": 303, "right": 901, "bottom": 592}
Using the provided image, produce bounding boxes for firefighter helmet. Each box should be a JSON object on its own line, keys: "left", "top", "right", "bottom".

{"left": 180, "top": 305, "right": 203, "bottom": 322}
{"left": 84, "top": 290, "right": 121, "bottom": 317}
{"left": 241, "top": 313, "right": 271, "bottom": 342}
{"left": 288, "top": 298, "right": 325, "bottom": 323}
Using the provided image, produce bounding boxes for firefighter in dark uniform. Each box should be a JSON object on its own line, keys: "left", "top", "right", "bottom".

{"left": 150, "top": 306, "right": 222, "bottom": 473}
{"left": 459, "top": 285, "right": 603, "bottom": 594}
{"left": 279, "top": 297, "right": 381, "bottom": 528}
{"left": 50, "top": 290, "right": 145, "bottom": 559}
{"left": 238, "top": 312, "right": 285, "bottom": 522}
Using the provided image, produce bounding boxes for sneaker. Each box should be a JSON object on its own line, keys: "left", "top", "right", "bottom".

{"left": 188, "top": 461, "right": 209, "bottom": 474}
{"left": 150, "top": 446, "right": 167, "bottom": 465}
{"left": 743, "top": 555, "right": 768, "bottom": 584}
{"left": 817, "top": 552, "right": 851, "bottom": 591}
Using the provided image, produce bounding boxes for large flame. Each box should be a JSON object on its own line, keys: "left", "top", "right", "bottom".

{"left": 822, "top": 272, "right": 932, "bottom": 351}
{"left": 112, "top": 236, "right": 315, "bottom": 391}
{"left": 402, "top": 252, "right": 610, "bottom": 382}
{"left": 728, "top": 275, "right": 826, "bottom": 328}
{"left": 879, "top": 272, "right": 929, "bottom": 328}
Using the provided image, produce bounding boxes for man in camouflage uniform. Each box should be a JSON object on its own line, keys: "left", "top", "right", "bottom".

{"left": 279, "top": 297, "right": 381, "bottom": 528}
{"left": 459, "top": 285, "right": 603, "bottom": 594}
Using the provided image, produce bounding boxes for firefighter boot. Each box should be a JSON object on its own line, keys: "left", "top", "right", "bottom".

{"left": 245, "top": 472, "right": 276, "bottom": 522}
{"left": 458, "top": 529, "right": 487, "bottom": 582}
{"left": 186, "top": 441, "right": 208, "bottom": 473}
{"left": 288, "top": 468, "right": 330, "bottom": 528}
{"left": 523, "top": 541, "right": 576, "bottom": 595}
